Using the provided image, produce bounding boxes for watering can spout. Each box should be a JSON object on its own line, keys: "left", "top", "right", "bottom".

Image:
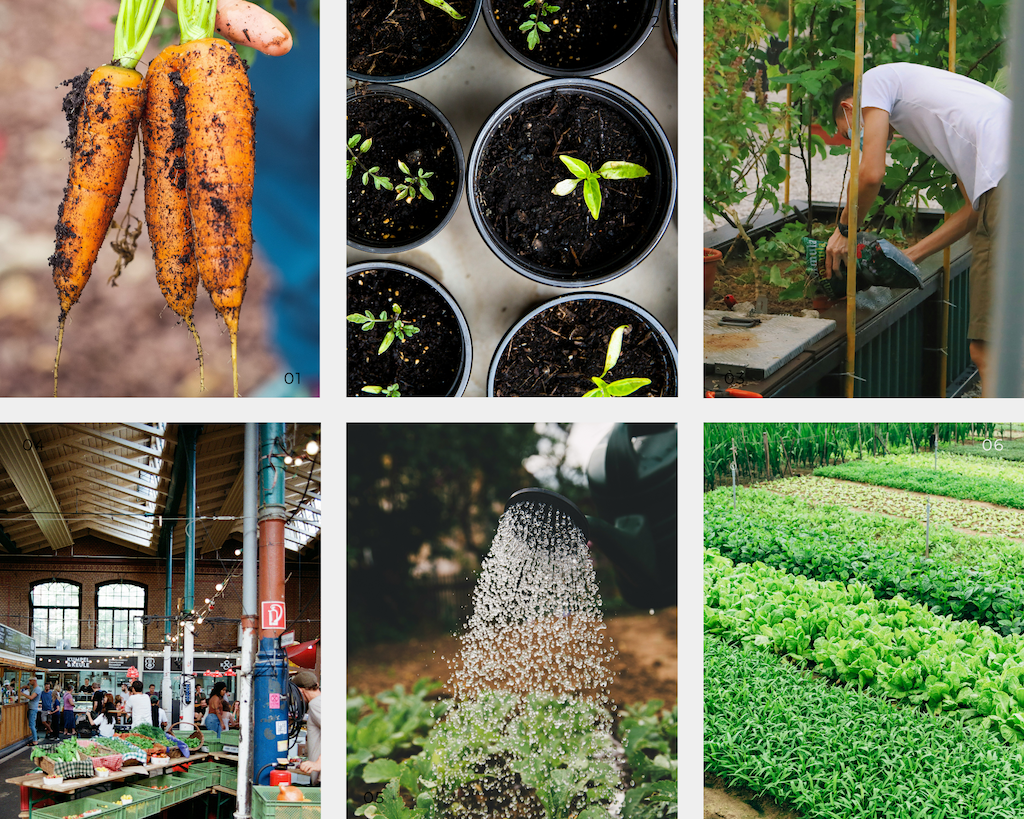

{"left": 506, "top": 487, "right": 589, "bottom": 541}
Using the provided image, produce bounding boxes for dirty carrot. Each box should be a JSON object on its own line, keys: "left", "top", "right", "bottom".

{"left": 177, "top": 0, "right": 255, "bottom": 397}
{"left": 142, "top": 43, "right": 205, "bottom": 391}
{"left": 50, "top": 0, "right": 164, "bottom": 397}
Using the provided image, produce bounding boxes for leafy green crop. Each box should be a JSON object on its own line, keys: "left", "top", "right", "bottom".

{"left": 31, "top": 737, "right": 80, "bottom": 763}
{"left": 705, "top": 549, "right": 1024, "bottom": 744}
{"left": 705, "top": 487, "right": 1024, "bottom": 635}
{"left": 618, "top": 701, "right": 677, "bottom": 819}
{"left": 706, "top": 636, "right": 1024, "bottom": 819}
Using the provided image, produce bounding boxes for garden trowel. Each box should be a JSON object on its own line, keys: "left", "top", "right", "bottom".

{"left": 802, "top": 233, "right": 924, "bottom": 301}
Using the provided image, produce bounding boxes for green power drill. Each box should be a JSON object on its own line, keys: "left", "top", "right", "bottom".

{"left": 802, "top": 232, "right": 924, "bottom": 301}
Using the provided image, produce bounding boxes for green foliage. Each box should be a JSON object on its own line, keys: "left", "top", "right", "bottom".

{"left": 347, "top": 303, "right": 420, "bottom": 355}
{"left": 705, "top": 486, "right": 1024, "bottom": 635}
{"left": 347, "top": 135, "right": 394, "bottom": 192}
{"left": 520, "top": 0, "right": 560, "bottom": 50}
{"left": 582, "top": 325, "right": 652, "bottom": 397}
{"left": 361, "top": 383, "right": 402, "bottom": 397}
{"left": 618, "top": 701, "right": 677, "bottom": 818}
{"left": 814, "top": 454, "right": 1024, "bottom": 508}
{"left": 706, "top": 636, "right": 1024, "bottom": 819}
{"left": 395, "top": 162, "right": 435, "bottom": 204}
{"left": 32, "top": 737, "right": 80, "bottom": 763}
{"left": 421, "top": 0, "right": 465, "bottom": 20}
{"left": 552, "top": 156, "right": 649, "bottom": 221}
{"left": 703, "top": 0, "right": 792, "bottom": 229}
{"left": 705, "top": 548, "right": 1024, "bottom": 743}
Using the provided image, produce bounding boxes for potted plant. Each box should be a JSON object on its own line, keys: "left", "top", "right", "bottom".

{"left": 348, "top": 86, "right": 465, "bottom": 253}
{"left": 482, "top": 0, "right": 660, "bottom": 76}
{"left": 468, "top": 78, "right": 675, "bottom": 287}
{"left": 704, "top": 247, "right": 722, "bottom": 306}
{"left": 487, "top": 292, "right": 677, "bottom": 396}
{"left": 347, "top": 0, "right": 483, "bottom": 82}
{"left": 347, "top": 262, "right": 472, "bottom": 396}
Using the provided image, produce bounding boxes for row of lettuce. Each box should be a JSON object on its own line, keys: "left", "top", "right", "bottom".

{"left": 347, "top": 679, "right": 677, "bottom": 819}
{"left": 705, "top": 485, "right": 1024, "bottom": 817}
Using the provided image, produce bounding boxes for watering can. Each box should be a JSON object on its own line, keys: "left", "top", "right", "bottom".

{"left": 585, "top": 423, "right": 677, "bottom": 610}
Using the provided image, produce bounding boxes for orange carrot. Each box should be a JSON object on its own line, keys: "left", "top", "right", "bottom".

{"left": 142, "top": 43, "right": 205, "bottom": 391}
{"left": 179, "top": 35, "right": 254, "bottom": 398}
{"left": 49, "top": 0, "right": 164, "bottom": 397}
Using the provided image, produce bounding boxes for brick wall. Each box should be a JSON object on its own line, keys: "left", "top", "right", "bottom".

{"left": 0, "top": 535, "right": 319, "bottom": 652}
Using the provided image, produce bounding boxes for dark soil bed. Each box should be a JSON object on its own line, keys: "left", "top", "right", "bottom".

{"left": 490, "top": 0, "right": 648, "bottom": 70}
{"left": 707, "top": 254, "right": 817, "bottom": 315}
{"left": 492, "top": 298, "right": 674, "bottom": 396}
{"left": 347, "top": 268, "right": 465, "bottom": 396}
{"left": 348, "top": 92, "right": 460, "bottom": 248}
{"left": 476, "top": 91, "right": 654, "bottom": 277}
{"left": 347, "top": 0, "right": 471, "bottom": 77}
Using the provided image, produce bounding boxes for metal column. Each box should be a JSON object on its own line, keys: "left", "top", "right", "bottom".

{"left": 234, "top": 424, "right": 258, "bottom": 819}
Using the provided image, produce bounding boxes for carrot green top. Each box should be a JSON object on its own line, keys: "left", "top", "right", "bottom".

{"left": 113, "top": 0, "right": 165, "bottom": 69}
{"left": 178, "top": 0, "right": 218, "bottom": 44}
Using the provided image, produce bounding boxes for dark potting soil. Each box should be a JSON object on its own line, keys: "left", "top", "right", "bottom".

{"left": 348, "top": 92, "right": 459, "bottom": 248}
{"left": 492, "top": 299, "right": 675, "bottom": 396}
{"left": 347, "top": 0, "right": 470, "bottom": 77}
{"left": 490, "top": 0, "right": 648, "bottom": 69}
{"left": 476, "top": 91, "right": 655, "bottom": 277}
{"left": 348, "top": 269, "right": 465, "bottom": 396}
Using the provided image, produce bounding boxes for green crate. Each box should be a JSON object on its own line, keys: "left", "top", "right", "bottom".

{"left": 90, "top": 786, "right": 163, "bottom": 819}
{"left": 33, "top": 795, "right": 124, "bottom": 819}
{"left": 219, "top": 729, "right": 240, "bottom": 745}
{"left": 252, "top": 785, "right": 321, "bottom": 819}
{"left": 182, "top": 761, "right": 221, "bottom": 788}
{"left": 205, "top": 739, "right": 224, "bottom": 752}
{"left": 126, "top": 773, "right": 199, "bottom": 810}
{"left": 218, "top": 764, "right": 238, "bottom": 791}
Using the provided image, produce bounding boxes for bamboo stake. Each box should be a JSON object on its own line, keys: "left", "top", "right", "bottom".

{"left": 845, "top": 0, "right": 865, "bottom": 398}
{"left": 784, "top": 0, "right": 794, "bottom": 204}
{"left": 940, "top": 0, "right": 956, "bottom": 395}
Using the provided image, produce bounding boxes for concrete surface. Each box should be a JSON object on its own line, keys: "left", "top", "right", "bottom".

{"left": 347, "top": 15, "right": 678, "bottom": 396}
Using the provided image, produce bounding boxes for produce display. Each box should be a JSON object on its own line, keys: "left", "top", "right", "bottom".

{"left": 815, "top": 453, "right": 1024, "bottom": 508}
{"left": 93, "top": 737, "right": 143, "bottom": 754}
{"left": 78, "top": 743, "right": 116, "bottom": 759}
{"left": 182, "top": 735, "right": 202, "bottom": 749}
{"left": 763, "top": 475, "right": 1024, "bottom": 538}
{"left": 31, "top": 738, "right": 81, "bottom": 764}
{"left": 705, "top": 487, "right": 1024, "bottom": 635}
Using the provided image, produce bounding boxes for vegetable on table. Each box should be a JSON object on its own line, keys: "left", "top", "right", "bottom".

{"left": 50, "top": 0, "right": 164, "bottom": 397}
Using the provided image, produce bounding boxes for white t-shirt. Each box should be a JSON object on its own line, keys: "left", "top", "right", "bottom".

{"left": 127, "top": 693, "right": 152, "bottom": 727}
{"left": 94, "top": 712, "right": 115, "bottom": 738}
{"left": 860, "top": 62, "right": 1009, "bottom": 208}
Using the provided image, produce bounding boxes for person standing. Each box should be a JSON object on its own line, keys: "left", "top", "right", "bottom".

{"left": 25, "top": 677, "right": 41, "bottom": 745}
{"left": 126, "top": 680, "right": 152, "bottom": 728}
{"left": 293, "top": 671, "right": 320, "bottom": 785}
{"left": 204, "top": 682, "right": 228, "bottom": 738}
{"left": 62, "top": 685, "right": 76, "bottom": 736}
{"left": 40, "top": 683, "right": 54, "bottom": 738}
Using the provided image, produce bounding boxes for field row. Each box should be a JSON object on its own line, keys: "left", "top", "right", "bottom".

{"left": 763, "top": 476, "right": 1024, "bottom": 538}
{"left": 705, "top": 487, "right": 1024, "bottom": 635}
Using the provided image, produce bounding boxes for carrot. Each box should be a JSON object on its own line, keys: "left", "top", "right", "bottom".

{"left": 176, "top": 0, "right": 255, "bottom": 397}
{"left": 142, "top": 43, "right": 205, "bottom": 391}
{"left": 50, "top": 0, "right": 164, "bottom": 397}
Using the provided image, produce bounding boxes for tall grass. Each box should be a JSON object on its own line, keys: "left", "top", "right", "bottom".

{"left": 704, "top": 423, "right": 997, "bottom": 490}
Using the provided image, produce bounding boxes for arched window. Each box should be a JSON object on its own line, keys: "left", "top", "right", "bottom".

{"left": 96, "top": 582, "right": 147, "bottom": 649}
{"left": 30, "top": 581, "right": 81, "bottom": 648}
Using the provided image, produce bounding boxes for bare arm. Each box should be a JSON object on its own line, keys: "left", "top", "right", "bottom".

{"left": 825, "top": 107, "right": 891, "bottom": 277}
{"left": 163, "top": 0, "right": 293, "bottom": 56}
{"left": 904, "top": 178, "right": 978, "bottom": 264}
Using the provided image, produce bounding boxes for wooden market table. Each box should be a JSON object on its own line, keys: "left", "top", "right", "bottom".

{"left": 5, "top": 751, "right": 239, "bottom": 818}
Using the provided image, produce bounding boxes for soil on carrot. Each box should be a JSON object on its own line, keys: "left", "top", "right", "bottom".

{"left": 490, "top": 0, "right": 651, "bottom": 70}
{"left": 492, "top": 298, "right": 675, "bottom": 396}
{"left": 347, "top": 0, "right": 471, "bottom": 77}
{"left": 347, "top": 268, "right": 465, "bottom": 396}
{"left": 476, "top": 91, "right": 655, "bottom": 278}
{"left": 348, "top": 92, "right": 459, "bottom": 249}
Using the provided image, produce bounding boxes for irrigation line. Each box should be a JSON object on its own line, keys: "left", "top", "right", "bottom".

{"left": 845, "top": 0, "right": 865, "bottom": 398}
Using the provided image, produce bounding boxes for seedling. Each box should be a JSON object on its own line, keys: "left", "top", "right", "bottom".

{"left": 520, "top": 0, "right": 560, "bottom": 50}
{"left": 347, "top": 135, "right": 394, "bottom": 192}
{"left": 552, "top": 155, "right": 650, "bottom": 220}
{"left": 395, "top": 161, "right": 435, "bottom": 204}
{"left": 362, "top": 383, "right": 402, "bottom": 397}
{"left": 422, "top": 0, "right": 465, "bottom": 19}
{"left": 347, "top": 303, "right": 420, "bottom": 354}
{"left": 582, "top": 325, "right": 652, "bottom": 397}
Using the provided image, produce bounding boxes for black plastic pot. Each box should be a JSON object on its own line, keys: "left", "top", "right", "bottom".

{"left": 487, "top": 292, "right": 677, "bottom": 396}
{"left": 468, "top": 78, "right": 676, "bottom": 287}
{"left": 347, "top": 86, "right": 465, "bottom": 254}
{"left": 482, "top": 0, "right": 661, "bottom": 77}
{"left": 347, "top": 0, "right": 483, "bottom": 83}
{"left": 347, "top": 262, "right": 473, "bottom": 396}
{"left": 665, "top": 0, "right": 677, "bottom": 62}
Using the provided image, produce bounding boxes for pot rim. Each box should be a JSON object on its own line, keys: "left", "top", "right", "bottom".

{"left": 467, "top": 77, "right": 677, "bottom": 287}
{"left": 486, "top": 290, "right": 678, "bottom": 396}
{"left": 481, "top": 0, "right": 662, "bottom": 78}
{"left": 347, "top": 85, "right": 466, "bottom": 254}
{"left": 347, "top": 262, "right": 473, "bottom": 397}
{"left": 346, "top": 0, "right": 484, "bottom": 83}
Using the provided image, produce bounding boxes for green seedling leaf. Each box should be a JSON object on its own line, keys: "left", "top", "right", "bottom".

{"left": 604, "top": 377, "right": 652, "bottom": 396}
{"left": 421, "top": 0, "right": 465, "bottom": 19}
{"left": 552, "top": 178, "right": 581, "bottom": 196}
{"left": 348, "top": 134, "right": 362, "bottom": 150}
{"left": 360, "top": 138, "right": 373, "bottom": 153}
{"left": 583, "top": 176, "right": 602, "bottom": 219}
{"left": 397, "top": 160, "right": 411, "bottom": 175}
{"left": 379, "top": 330, "right": 396, "bottom": 355}
{"left": 559, "top": 155, "right": 592, "bottom": 178}
{"left": 598, "top": 160, "right": 650, "bottom": 180}
{"left": 603, "top": 325, "right": 626, "bottom": 376}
